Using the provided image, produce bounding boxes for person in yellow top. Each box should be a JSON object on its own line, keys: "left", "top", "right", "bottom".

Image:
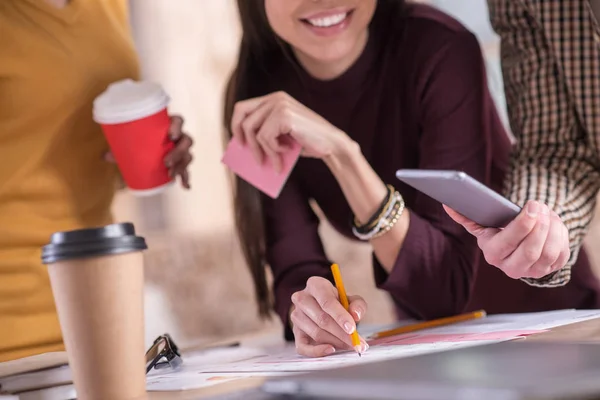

{"left": 0, "top": 0, "right": 194, "bottom": 362}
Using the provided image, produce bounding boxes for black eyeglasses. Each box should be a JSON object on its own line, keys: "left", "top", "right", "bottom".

{"left": 145, "top": 333, "right": 183, "bottom": 374}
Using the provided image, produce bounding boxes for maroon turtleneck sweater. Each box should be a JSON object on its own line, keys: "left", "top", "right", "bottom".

{"left": 259, "top": 3, "right": 600, "bottom": 340}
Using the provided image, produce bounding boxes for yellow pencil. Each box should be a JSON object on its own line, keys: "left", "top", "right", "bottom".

{"left": 370, "top": 310, "right": 487, "bottom": 339}
{"left": 330, "top": 263, "right": 362, "bottom": 356}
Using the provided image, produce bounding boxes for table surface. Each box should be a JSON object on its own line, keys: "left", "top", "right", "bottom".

{"left": 147, "top": 317, "right": 600, "bottom": 400}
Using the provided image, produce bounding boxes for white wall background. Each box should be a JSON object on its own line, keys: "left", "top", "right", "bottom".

{"left": 117, "top": 0, "right": 241, "bottom": 236}
{"left": 116, "top": 0, "right": 246, "bottom": 347}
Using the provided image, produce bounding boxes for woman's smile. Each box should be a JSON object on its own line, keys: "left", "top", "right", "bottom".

{"left": 300, "top": 8, "right": 355, "bottom": 37}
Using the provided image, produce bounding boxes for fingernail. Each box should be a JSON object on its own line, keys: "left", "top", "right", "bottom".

{"left": 344, "top": 322, "right": 354, "bottom": 334}
{"left": 526, "top": 201, "right": 539, "bottom": 218}
{"left": 354, "top": 309, "right": 362, "bottom": 320}
{"left": 540, "top": 204, "right": 550, "bottom": 215}
{"left": 361, "top": 343, "right": 369, "bottom": 353}
{"left": 325, "top": 347, "right": 336, "bottom": 355}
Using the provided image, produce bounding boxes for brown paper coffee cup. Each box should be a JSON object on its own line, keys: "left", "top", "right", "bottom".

{"left": 42, "top": 223, "right": 148, "bottom": 400}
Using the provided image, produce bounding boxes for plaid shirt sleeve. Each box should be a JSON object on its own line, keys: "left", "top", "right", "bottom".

{"left": 488, "top": 0, "right": 600, "bottom": 287}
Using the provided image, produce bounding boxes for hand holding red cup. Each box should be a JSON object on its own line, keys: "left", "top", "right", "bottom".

{"left": 93, "top": 79, "right": 193, "bottom": 195}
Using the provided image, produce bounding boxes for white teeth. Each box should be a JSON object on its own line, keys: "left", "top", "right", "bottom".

{"left": 307, "top": 12, "right": 347, "bottom": 28}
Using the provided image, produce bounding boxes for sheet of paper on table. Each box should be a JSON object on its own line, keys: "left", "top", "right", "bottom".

{"left": 402, "top": 309, "right": 600, "bottom": 335}
{"left": 357, "top": 309, "right": 600, "bottom": 338}
{"left": 146, "top": 340, "right": 507, "bottom": 391}
{"left": 145, "top": 309, "right": 600, "bottom": 391}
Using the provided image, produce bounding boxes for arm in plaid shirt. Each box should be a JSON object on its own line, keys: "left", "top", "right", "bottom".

{"left": 488, "top": 0, "right": 600, "bottom": 287}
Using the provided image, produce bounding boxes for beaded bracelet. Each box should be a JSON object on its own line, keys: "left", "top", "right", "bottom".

{"left": 353, "top": 184, "right": 394, "bottom": 234}
{"left": 352, "top": 190, "right": 405, "bottom": 241}
{"left": 371, "top": 195, "right": 405, "bottom": 239}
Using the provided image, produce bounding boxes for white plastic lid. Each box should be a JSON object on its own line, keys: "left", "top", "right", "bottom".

{"left": 93, "top": 79, "right": 170, "bottom": 125}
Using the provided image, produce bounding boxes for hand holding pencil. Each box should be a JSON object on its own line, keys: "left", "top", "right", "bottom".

{"left": 290, "top": 268, "right": 369, "bottom": 358}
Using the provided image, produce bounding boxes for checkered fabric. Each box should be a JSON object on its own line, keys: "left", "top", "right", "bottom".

{"left": 487, "top": 0, "right": 600, "bottom": 286}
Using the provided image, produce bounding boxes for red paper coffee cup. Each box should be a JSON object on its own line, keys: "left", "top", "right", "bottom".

{"left": 93, "top": 79, "right": 175, "bottom": 196}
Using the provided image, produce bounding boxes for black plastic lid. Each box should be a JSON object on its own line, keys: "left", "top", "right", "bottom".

{"left": 41, "top": 222, "right": 147, "bottom": 264}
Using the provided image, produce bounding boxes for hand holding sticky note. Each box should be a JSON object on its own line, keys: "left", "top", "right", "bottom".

{"left": 221, "top": 136, "right": 302, "bottom": 198}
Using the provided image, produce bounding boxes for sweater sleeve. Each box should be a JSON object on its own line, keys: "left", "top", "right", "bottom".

{"left": 374, "top": 32, "right": 510, "bottom": 319}
{"left": 263, "top": 178, "right": 333, "bottom": 341}
{"left": 488, "top": 0, "right": 600, "bottom": 287}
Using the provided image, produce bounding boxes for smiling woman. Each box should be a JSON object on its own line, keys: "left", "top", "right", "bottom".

{"left": 224, "top": 0, "right": 599, "bottom": 360}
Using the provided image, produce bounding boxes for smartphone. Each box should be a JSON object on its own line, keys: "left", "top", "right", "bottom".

{"left": 395, "top": 169, "right": 521, "bottom": 228}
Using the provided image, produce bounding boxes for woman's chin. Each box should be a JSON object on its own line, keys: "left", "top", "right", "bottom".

{"left": 300, "top": 45, "right": 361, "bottom": 71}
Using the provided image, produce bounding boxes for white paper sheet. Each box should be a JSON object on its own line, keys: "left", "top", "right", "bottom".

{"left": 413, "top": 309, "right": 600, "bottom": 335}
{"left": 145, "top": 340, "right": 508, "bottom": 390}
{"left": 203, "top": 340, "right": 510, "bottom": 374}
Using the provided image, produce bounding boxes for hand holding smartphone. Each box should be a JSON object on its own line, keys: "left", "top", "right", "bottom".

{"left": 396, "top": 169, "right": 571, "bottom": 280}
{"left": 395, "top": 169, "right": 521, "bottom": 228}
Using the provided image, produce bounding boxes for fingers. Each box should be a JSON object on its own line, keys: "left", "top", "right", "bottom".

{"left": 448, "top": 197, "right": 570, "bottom": 281}
{"left": 168, "top": 115, "right": 184, "bottom": 140}
{"left": 443, "top": 205, "right": 489, "bottom": 237}
{"left": 239, "top": 99, "right": 275, "bottom": 165}
{"left": 230, "top": 95, "right": 269, "bottom": 152}
{"left": 231, "top": 93, "right": 294, "bottom": 170}
{"left": 483, "top": 203, "right": 570, "bottom": 280}
{"left": 256, "top": 111, "right": 284, "bottom": 172}
{"left": 500, "top": 204, "right": 551, "bottom": 278}
{"left": 164, "top": 126, "right": 194, "bottom": 189}
{"left": 290, "top": 307, "right": 349, "bottom": 351}
{"left": 293, "top": 327, "right": 336, "bottom": 358}
{"left": 290, "top": 276, "right": 368, "bottom": 358}
{"left": 292, "top": 289, "right": 353, "bottom": 348}
{"left": 549, "top": 224, "right": 570, "bottom": 274}
{"left": 305, "top": 277, "right": 357, "bottom": 336}
{"left": 480, "top": 200, "right": 539, "bottom": 266}
{"left": 164, "top": 134, "right": 193, "bottom": 167}
{"left": 231, "top": 98, "right": 264, "bottom": 164}
{"left": 179, "top": 168, "right": 191, "bottom": 190}
{"left": 348, "top": 295, "right": 367, "bottom": 322}
{"left": 528, "top": 211, "right": 570, "bottom": 278}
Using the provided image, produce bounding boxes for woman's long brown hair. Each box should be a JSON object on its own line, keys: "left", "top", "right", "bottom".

{"left": 223, "top": 0, "right": 408, "bottom": 318}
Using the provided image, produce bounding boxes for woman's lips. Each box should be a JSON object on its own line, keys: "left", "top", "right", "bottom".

{"left": 300, "top": 9, "right": 355, "bottom": 37}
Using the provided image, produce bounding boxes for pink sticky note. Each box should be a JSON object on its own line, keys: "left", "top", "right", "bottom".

{"left": 221, "top": 136, "right": 302, "bottom": 199}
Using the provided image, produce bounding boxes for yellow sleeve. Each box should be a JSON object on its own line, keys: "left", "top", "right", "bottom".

{"left": 103, "top": 0, "right": 130, "bottom": 28}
